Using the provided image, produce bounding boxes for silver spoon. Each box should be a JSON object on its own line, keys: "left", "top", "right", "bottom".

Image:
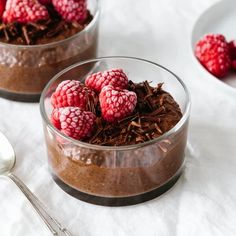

{"left": 0, "top": 131, "right": 72, "bottom": 236}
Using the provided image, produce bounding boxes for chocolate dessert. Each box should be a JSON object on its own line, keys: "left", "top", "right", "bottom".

{"left": 41, "top": 66, "right": 189, "bottom": 206}
{"left": 0, "top": 0, "right": 99, "bottom": 102}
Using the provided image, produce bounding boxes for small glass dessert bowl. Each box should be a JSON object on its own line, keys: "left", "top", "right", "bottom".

{"left": 0, "top": 0, "right": 99, "bottom": 102}
{"left": 40, "top": 57, "right": 191, "bottom": 206}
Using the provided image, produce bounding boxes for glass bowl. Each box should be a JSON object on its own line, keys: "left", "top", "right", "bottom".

{"left": 40, "top": 57, "right": 191, "bottom": 206}
{"left": 0, "top": 0, "right": 99, "bottom": 102}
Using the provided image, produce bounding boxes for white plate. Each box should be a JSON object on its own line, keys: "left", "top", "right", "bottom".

{"left": 191, "top": 0, "right": 236, "bottom": 91}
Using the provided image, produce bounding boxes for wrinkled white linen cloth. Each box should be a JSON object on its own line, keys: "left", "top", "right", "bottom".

{"left": 1, "top": 0, "right": 236, "bottom": 235}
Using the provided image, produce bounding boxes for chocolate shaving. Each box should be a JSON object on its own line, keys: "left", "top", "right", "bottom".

{"left": 3, "top": 28, "right": 10, "bottom": 42}
{"left": 154, "top": 123, "right": 163, "bottom": 134}
{"left": 85, "top": 92, "right": 99, "bottom": 115}
{"left": 29, "top": 22, "right": 47, "bottom": 30}
{"left": 22, "top": 26, "right": 31, "bottom": 45}
{"left": 46, "top": 21, "right": 65, "bottom": 37}
{"left": 83, "top": 81, "right": 183, "bottom": 146}
{"left": 72, "top": 21, "right": 84, "bottom": 30}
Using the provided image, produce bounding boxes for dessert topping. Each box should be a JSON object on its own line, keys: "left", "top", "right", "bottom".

{"left": 0, "top": 0, "right": 92, "bottom": 45}
{"left": 50, "top": 69, "right": 182, "bottom": 145}
{"left": 52, "top": 0, "right": 87, "bottom": 23}
{"left": 51, "top": 80, "right": 98, "bottom": 112}
{"left": 51, "top": 107, "right": 96, "bottom": 140}
{"left": 228, "top": 40, "right": 236, "bottom": 70}
{"left": 85, "top": 68, "right": 128, "bottom": 93}
{"left": 2, "top": 0, "right": 49, "bottom": 24}
{"left": 195, "top": 34, "right": 231, "bottom": 78}
{"left": 99, "top": 85, "right": 137, "bottom": 123}
{"left": 87, "top": 82, "right": 182, "bottom": 146}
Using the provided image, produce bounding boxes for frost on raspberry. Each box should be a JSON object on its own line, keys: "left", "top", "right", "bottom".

{"left": 85, "top": 68, "right": 129, "bottom": 93}
{"left": 52, "top": 0, "right": 87, "bottom": 23}
{"left": 51, "top": 80, "right": 97, "bottom": 112}
{"left": 2, "top": 0, "right": 49, "bottom": 24}
{"left": 51, "top": 107, "right": 96, "bottom": 140}
{"left": 99, "top": 85, "right": 137, "bottom": 123}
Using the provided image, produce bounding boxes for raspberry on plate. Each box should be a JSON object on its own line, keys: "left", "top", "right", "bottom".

{"left": 2, "top": 0, "right": 49, "bottom": 24}
{"left": 52, "top": 0, "right": 87, "bottom": 23}
{"left": 51, "top": 107, "right": 96, "bottom": 140}
{"left": 99, "top": 85, "right": 137, "bottom": 123}
{"left": 228, "top": 40, "right": 236, "bottom": 70}
{"left": 85, "top": 68, "right": 129, "bottom": 93}
{"left": 51, "top": 80, "right": 97, "bottom": 111}
{"left": 195, "top": 34, "right": 231, "bottom": 78}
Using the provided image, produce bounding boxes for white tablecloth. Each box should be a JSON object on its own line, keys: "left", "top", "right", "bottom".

{"left": 1, "top": 0, "right": 236, "bottom": 235}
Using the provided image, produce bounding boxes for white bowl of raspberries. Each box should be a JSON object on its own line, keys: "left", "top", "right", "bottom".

{"left": 191, "top": 0, "right": 236, "bottom": 90}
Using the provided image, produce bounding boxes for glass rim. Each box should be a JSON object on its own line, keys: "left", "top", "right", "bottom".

{"left": 0, "top": 0, "right": 100, "bottom": 49}
{"left": 40, "top": 56, "right": 191, "bottom": 151}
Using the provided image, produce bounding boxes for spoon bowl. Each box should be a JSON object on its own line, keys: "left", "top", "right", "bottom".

{"left": 0, "top": 132, "right": 15, "bottom": 175}
{"left": 0, "top": 131, "right": 71, "bottom": 236}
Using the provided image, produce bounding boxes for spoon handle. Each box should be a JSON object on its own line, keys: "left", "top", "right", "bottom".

{"left": 8, "top": 173, "right": 72, "bottom": 236}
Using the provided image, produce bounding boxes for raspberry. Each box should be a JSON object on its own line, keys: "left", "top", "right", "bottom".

{"left": 51, "top": 107, "right": 96, "bottom": 140}
{"left": 52, "top": 0, "right": 87, "bottom": 23}
{"left": 228, "top": 40, "right": 236, "bottom": 70}
{"left": 99, "top": 85, "right": 137, "bottom": 123}
{"left": 85, "top": 68, "right": 129, "bottom": 93}
{"left": 51, "top": 80, "right": 96, "bottom": 111}
{"left": 195, "top": 34, "right": 231, "bottom": 78}
{"left": 2, "top": 0, "right": 49, "bottom": 24}
{"left": 0, "top": 0, "right": 6, "bottom": 18}
{"left": 51, "top": 108, "right": 61, "bottom": 130}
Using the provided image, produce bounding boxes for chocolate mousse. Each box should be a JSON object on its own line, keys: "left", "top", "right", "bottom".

{"left": 0, "top": 0, "right": 98, "bottom": 102}
{"left": 45, "top": 76, "right": 188, "bottom": 206}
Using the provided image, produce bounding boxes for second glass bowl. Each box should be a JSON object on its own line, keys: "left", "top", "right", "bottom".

{"left": 0, "top": 0, "right": 99, "bottom": 102}
{"left": 40, "top": 57, "right": 190, "bottom": 206}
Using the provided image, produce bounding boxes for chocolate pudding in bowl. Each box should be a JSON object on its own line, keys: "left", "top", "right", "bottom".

{"left": 0, "top": 0, "right": 99, "bottom": 102}
{"left": 40, "top": 57, "right": 191, "bottom": 206}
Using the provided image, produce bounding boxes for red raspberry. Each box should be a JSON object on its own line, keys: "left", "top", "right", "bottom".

{"left": 51, "top": 108, "right": 61, "bottom": 130}
{"left": 2, "top": 0, "right": 49, "bottom": 24}
{"left": 195, "top": 34, "right": 231, "bottom": 78}
{"left": 0, "top": 0, "right": 6, "bottom": 18}
{"left": 51, "top": 80, "right": 96, "bottom": 110}
{"left": 228, "top": 40, "right": 236, "bottom": 70}
{"left": 85, "top": 68, "right": 129, "bottom": 93}
{"left": 52, "top": 0, "right": 87, "bottom": 23}
{"left": 99, "top": 85, "right": 137, "bottom": 123}
{"left": 51, "top": 107, "right": 96, "bottom": 140}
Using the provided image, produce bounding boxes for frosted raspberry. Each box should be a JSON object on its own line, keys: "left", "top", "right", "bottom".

{"left": 195, "top": 34, "right": 231, "bottom": 78}
{"left": 51, "top": 80, "right": 96, "bottom": 111}
{"left": 85, "top": 68, "right": 128, "bottom": 93}
{"left": 51, "top": 108, "right": 61, "bottom": 130}
{"left": 2, "top": 0, "right": 49, "bottom": 24}
{"left": 228, "top": 40, "right": 236, "bottom": 70}
{"left": 51, "top": 107, "right": 96, "bottom": 140}
{"left": 99, "top": 85, "right": 137, "bottom": 123}
{"left": 52, "top": 0, "right": 87, "bottom": 23}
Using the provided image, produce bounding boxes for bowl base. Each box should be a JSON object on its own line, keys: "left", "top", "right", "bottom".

{"left": 51, "top": 171, "right": 182, "bottom": 207}
{"left": 0, "top": 89, "right": 40, "bottom": 102}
